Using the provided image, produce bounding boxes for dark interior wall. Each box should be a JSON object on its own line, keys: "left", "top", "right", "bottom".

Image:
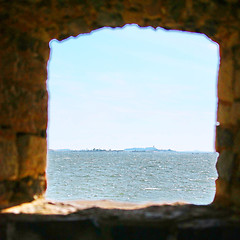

{"left": 1, "top": 0, "right": 240, "bottom": 208}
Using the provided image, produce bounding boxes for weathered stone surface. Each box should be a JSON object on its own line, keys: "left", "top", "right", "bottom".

{"left": 0, "top": 131, "right": 18, "bottom": 181}
{"left": 233, "top": 45, "right": 240, "bottom": 67}
{"left": 220, "top": 29, "right": 240, "bottom": 49}
{"left": 0, "top": 84, "right": 48, "bottom": 133}
{"left": 230, "top": 101, "right": 240, "bottom": 125}
{"left": 17, "top": 135, "right": 46, "bottom": 179}
{"left": 0, "top": 181, "right": 15, "bottom": 207}
{"left": 0, "top": 176, "right": 47, "bottom": 210}
{"left": 217, "top": 102, "right": 232, "bottom": 126}
{"left": 230, "top": 183, "right": 240, "bottom": 207}
{"left": 1, "top": 0, "right": 240, "bottom": 211}
{"left": 1, "top": 202, "right": 240, "bottom": 240}
{"left": 233, "top": 69, "right": 240, "bottom": 99}
{"left": 215, "top": 126, "right": 233, "bottom": 152}
{"left": 217, "top": 48, "right": 234, "bottom": 103}
{"left": 233, "top": 130, "right": 240, "bottom": 154}
{"left": 11, "top": 176, "right": 47, "bottom": 204}
{"left": 214, "top": 178, "right": 231, "bottom": 206}
{"left": 216, "top": 150, "right": 235, "bottom": 182}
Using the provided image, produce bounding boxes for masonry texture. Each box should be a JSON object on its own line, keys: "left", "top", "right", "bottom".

{"left": 1, "top": 1, "right": 240, "bottom": 238}
{"left": 1, "top": 200, "right": 240, "bottom": 240}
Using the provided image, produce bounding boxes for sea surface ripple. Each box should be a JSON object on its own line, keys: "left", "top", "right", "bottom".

{"left": 46, "top": 151, "right": 218, "bottom": 204}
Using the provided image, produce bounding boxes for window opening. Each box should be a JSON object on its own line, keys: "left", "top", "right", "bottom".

{"left": 47, "top": 24, "right": 219, "bottom": 204}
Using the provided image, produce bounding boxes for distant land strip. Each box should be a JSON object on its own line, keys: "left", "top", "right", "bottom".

{"left": 48, "top": 147, "right": 175, "bottom": 152}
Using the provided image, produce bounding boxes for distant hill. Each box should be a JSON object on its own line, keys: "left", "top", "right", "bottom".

{"left": 124, "top": 147, "right": 175, "bottom": 152}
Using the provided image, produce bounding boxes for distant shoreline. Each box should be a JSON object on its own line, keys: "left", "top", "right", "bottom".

{"left": 48, "top": 148, "right": 216, "bottom": 153}
{"left": 48, "top": 147, "right": 175, "bottom": 153}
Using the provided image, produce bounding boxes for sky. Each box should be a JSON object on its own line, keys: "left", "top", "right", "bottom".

{"left": 47, "top": 24, "right": 219, "bottom": 152}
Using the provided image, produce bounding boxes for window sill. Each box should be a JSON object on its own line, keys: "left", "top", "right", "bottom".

{"left": 1, "top": 199, "right": 240, "bottom": 239}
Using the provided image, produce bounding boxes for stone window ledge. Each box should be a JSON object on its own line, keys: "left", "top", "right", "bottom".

{"left": 1, "top": 200, "right": 240, "bottom": 239}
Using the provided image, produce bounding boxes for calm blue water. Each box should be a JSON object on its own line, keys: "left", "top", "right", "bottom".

{"left": 46, "top": 151, "right": 218, "bottom": 205}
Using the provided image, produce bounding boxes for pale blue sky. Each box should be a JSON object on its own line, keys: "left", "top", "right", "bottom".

{"left": 47, "top": 24, "right": 219, "bottom": 151}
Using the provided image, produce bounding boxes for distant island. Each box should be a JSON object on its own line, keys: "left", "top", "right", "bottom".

{"left": 48, "top": 147, "right": 175, "bottom": 152}
{"left": 124, "top": 147, "right": 175, "bottom": 152}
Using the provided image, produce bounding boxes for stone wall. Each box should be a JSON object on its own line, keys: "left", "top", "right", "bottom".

{"left": 1, "top": 0, "right": 240, "bottom": 208}
{"left": 1, "top": 202, "right": 240, "bottom": 240}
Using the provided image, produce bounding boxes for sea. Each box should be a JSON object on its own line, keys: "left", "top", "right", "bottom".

{"left": 46, "top": 151, "right": 218, "bottom": 205}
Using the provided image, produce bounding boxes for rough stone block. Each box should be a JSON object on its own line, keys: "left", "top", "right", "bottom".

{"left": 230, "top": 183, "right": 240, "bottom": 208}
{"left": 233, "top": 130, "right": 240, "bottom": 154}
{"left": 214, "top": 178, "right": 231, "bottom": 206}
{"left": 0, "top": 132, "right": 18, "bottom": 181}
{"left": 96, "top": 12, "right": 124, "bottom": 27}
{"left": 0, "top": 181, "right": 16, "bottom": 208}
{"left": 122, "top": 10, "right": 144, "bottom": 25}
{"left": 1, "top": 0, "right": 240, "bottom": 213}
{"left": 12, "top": 175, "right": 47, "bottom": 203}
{"left": 67, "top": 18, "right": 91, "bottom": 37}
{"left": 0, "top": 84, "right": 48, "bottom": 133}
{"left": 215, "top": 126, "right": 233, "bottom": 152}
{"left": 234, "top": 70, "right": 240, "bottom": 99}
{"left": 230, "top": 101, "right": 240, "bottom": 125}
{"left": 221, "top": 29, "right": 240, "bottom": 49}
{"left": 233, "top": 159, "right": 240, "bottom": 180}
{"left": 14, "top": 56, "right": 48, "bottom": 85}
{"left": 217, "top": 102, "right": 232, "bottom": 126}
{"left": 17, "top": 135, "right": 46, "bottom": 179}
{"left": 218, "top": 48, "right": 234, "bottom": 103}
{"left": 233, "top": 45, "right": 240, "bottom": 67}
{"left": 216, "top": 150, "right": 235, "bottom": 182}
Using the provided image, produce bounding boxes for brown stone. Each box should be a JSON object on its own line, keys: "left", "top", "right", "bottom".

{"left": 233, "top": 45, "right": 240, "bottom": 67}
{"left": 217, "top": 48, "right": 234, "bottom": 103}
{"left": 230, "top": 101, "right": 240, "bottom": 125}
{"left": 220, "top": 29, "right": 240, "bottom": 49}
{"left": 0, "top": 84, "right": 48, "bottom": 133}
{"left": 0, "top": 181, "right": 15, "bottom": 207}
{"left": 233, "top": 129, "right": 240, "bottom": 155}
{"left": 3, "top": 3, "right": 240, "bottom": 240}
{"left": 214, "top": 178, "right": 231, "bottom": 206}
{"left": 234, "top": 69, "right": 240, "bottom": 99}
{"left": 67, "top": 18, "right": 91, "bottom": 36}
{"left": 216, "top": 150, "right": 235, "bottom": 182}
{"left": 17, "top": 135, "right": 46, "bottom": 179}
{"left": 12, "top": 175, "right": 47, "bottom": 203}
{"left": 1, "top": 0, "right": 240, "bottom": 210}
{"left": 215, "top": 126, "right": 233, "bottom": 152}
{"left": 122, "top": 10, "right": 144, "bottom": 26}
{"left": 0, "top": 133, "right": 18, "bottom": 181}
{"left": 145, "top": 1, "right": 163, "bottom": 17}
{"left": 1, "top": 201, "right": 240, "bottom": 240}
{"left": 96, "top": 12, "right": 124, "bottom": 27}
{"left": 230, "top": 183, "right": 240, "bottom": 207}
{"left": 217, "top": 102, "right": 232, "bottom": 126}
{"left": 233, "top": 159, "right": 240, "bottom": 181}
